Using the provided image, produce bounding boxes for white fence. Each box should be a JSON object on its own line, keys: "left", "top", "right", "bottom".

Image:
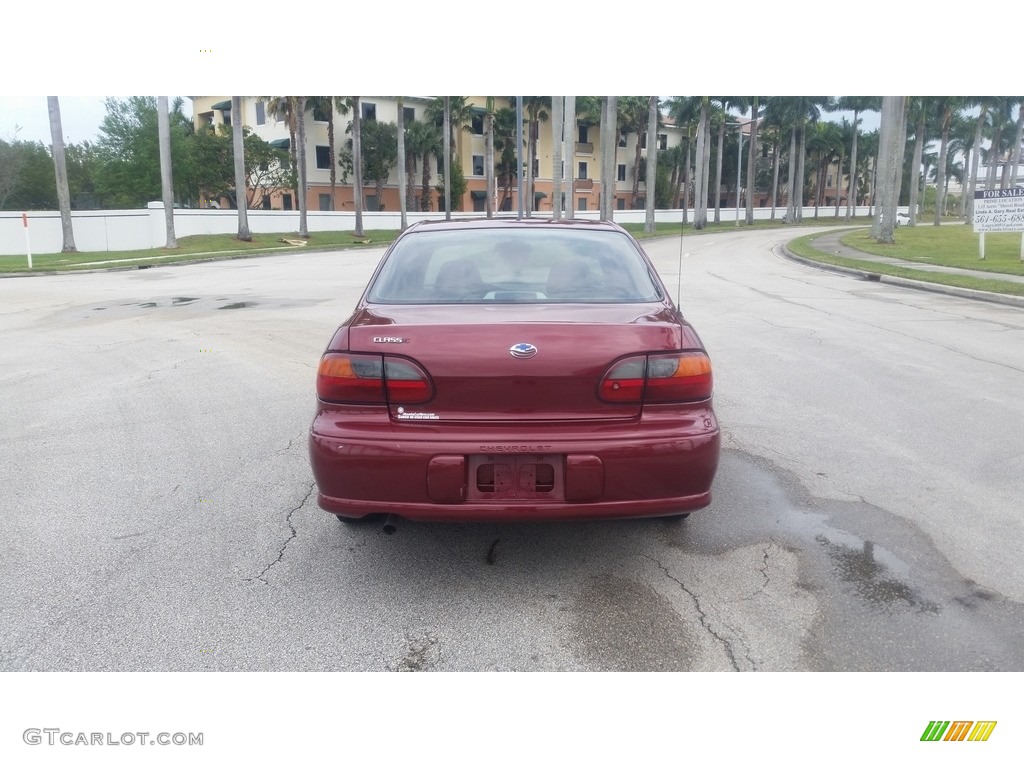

{"left": 0, "top": 203, "right": 884, "bottom": 257}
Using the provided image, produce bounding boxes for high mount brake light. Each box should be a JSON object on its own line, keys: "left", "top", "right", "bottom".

{"left": 599, "top": 352, "right": 713, "bottom": 404}
{"left": 317, "top": 353, "right": 433, "bottom": 404}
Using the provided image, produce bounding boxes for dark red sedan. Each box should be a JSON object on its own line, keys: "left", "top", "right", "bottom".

{"left": 309, "top": 218, "right": 719, "bottom": 523}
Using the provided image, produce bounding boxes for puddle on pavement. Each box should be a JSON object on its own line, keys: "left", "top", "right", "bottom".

{"left": 138, "top": 302, "right": 157, "bottom": 308}
{"left": 218, "top": 302, "right": 257, "bottom": 310}
{"left": 172, "top": 297, "right": 199, "bottom": 305}
{"left": 815, "top": 534, "right": 939, "bottom": 614}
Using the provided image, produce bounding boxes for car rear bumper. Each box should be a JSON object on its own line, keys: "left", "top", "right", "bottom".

{"left": 309, "top": 406, "right": 720, "bottom": 522}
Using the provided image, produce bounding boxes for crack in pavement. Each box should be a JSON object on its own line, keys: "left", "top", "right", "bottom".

{"left": 247, "top": 481, "right": 315, "bottom": 586}
{"left": 643, "top": 554, "right": 741, "bottom": 671}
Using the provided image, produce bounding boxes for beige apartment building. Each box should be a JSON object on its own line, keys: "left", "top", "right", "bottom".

{"left": 189, "top": 96, "right": 688, "bottom": 214}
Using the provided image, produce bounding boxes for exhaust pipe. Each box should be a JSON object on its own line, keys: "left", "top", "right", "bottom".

{"left": 382, "top": 514, "right": 398, "bottom": 535}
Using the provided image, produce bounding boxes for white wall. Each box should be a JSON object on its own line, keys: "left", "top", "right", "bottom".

{"left": 0, "top": 204, "right": 889, "bottom": 256}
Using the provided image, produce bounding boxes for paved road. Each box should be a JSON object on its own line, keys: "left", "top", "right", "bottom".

{"left": 1, "top": 227, "right": 1021, "bottom": 671}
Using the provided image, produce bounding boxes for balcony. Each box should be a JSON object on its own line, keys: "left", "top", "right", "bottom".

{"left": 575, "top": 142, "right": 594, "bottom": 155}
{"left": 574, "top": 178, "right": 594, "bottom": 192}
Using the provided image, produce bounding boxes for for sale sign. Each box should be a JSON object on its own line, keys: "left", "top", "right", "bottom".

{"left": 973, "top": 187, "right": 1024, "bottom": 232}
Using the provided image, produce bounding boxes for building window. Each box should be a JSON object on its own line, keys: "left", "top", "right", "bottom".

{"left": 367, "top": 195, "right": 380, "bottom": 212}
{"left": 282, "top": 193, "right": 293, "bottom": 211}
{"left": 279, "top": 156, "right": 289, "bottom": 171}
{"left": 578, "top": 198, "right": 587, "bottom": 211}
{"left": 620, "top": 132, "right": 628, "bottom": 148}
{"left": 256, "top": 102, "right": 266, "bottom": 126}
{"left": 473, "top": 195, "right": 485, "bottom": 212}
{"left": 532, "top": 158, "right": 539, "bottom": 177}
{"left": 472, "top": 113, "right": 484, "bottom": 135}
{"left": 639, "top": 133, "right": 646, "bottom": 149}
{"left": 617, "top": 164, "right": 626, "bottom": 182}
{"left": 658, "top": 133, "right": 668, "bottom": 150}
{"left": 361, "top": 102, "right": 376, "bottom": 121}
{"left": 578, "top": 124, "right": 588, "bottom": 143}
{"left": 316, "top": 146, "right": 331, "bottom": 169}
{"left": 473, "top": 155, "right": 484, "bottom": 176}
{"left": 578, "top": 162, "right": 587, "bottom": 179}
{"left": 617, "top": 198, "right": 625, "bottom": 210}
{"left": 403, "top": 106, "right": 415, "bottom": 124}
{"left": 261, "top": 194, "right": 270, "bottom": 210}
{"left": 827, "top": 174, "right": 833, "bottom": 187}
{"left": 437, "top": 156, "right": 444, "bottom": 175}
{"left": 319, "top": 194, "right": 331, "bottom": 211}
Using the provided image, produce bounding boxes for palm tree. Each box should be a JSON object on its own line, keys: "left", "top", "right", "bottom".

{"left": 492, "top": 107, "right": 518, "bottom": 212}
{"left": 522, "top": 97, "right": 551, "bottom": 213}
{"left": 551, "top": 96, "right": 563, "bottom": 219}
{"left": 711, "top": 97, "right": 747, "bottom": 222}
{"left": 156, "top": 96, "right": 177, "bottom": 248}
{"left": 348, "top": 97, "right": 364, "bottom": 236}
{"left": 836, "top": 97, "right": 880, "bottom": 220}
{"left": 644, "top": 96, "right": 658, "bottom": 233}
{"left": 1010, "top": 99, "right": 1024, "bottom": 190}
{"left": 872, "top": 96, "right": 906, "bottom": 243}
{"left": 931, "top": 97, "right": 963, "bottom": 225}
{"left": 230, "top": 96, "right": 250, "bottom": 241}
{"left": 293, "top": 97, "right": 310, "bottom": 238}
{"left": 47, "top": 97, "right": 76, "bottom": 252}
{"left": 906, "top": 98, "right": 929, "bottom": 225}
{"left": 600, "top": 96, "right": 617, "bottom": 220}
{"left": 405, "top": 120, "right": 442, "bottom": 211}
{"left": 396, "top": 98, "right": 408, "bottom": 230}
{"left": 485, "top": 97, "right": 497, "bottom": 218}
{"left": 443, "top": 96, "right": 451, "bottom": 219}
{"left": 745, "top": 97, "right": 761, "bottom": 225}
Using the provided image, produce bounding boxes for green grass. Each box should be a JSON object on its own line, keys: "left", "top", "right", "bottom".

{"left": 621, "top": 215, "right": 878, "bottom": 240}
{"left": 0, "top": 230, "right": 402, "bottom": 273}
{"left": 839, "top": 225, "right": 1024, "bottom": 276}
{"left": 789, "top": 228, "right": 1024, "bottom": 297}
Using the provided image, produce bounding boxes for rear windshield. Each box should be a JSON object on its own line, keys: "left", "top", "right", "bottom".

{"left": 367, "top": 228, "right": 663, "bottom": 304}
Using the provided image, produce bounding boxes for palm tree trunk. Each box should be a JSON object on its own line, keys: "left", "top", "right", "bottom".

{"left": 156, "top": 96, "right": 177, "bottom": 248}
{"left": 352, "top": 97, "right": 364, "bottom": 235}
{"left": 933, "top": 107, "right": 951, "bottom": 226}
{"left": 771, "top": 139, "right": 780, "bottom": 219}
{"left": 1011, "top": 101, "right": 1024, "bottom": 189}
{"left": 397, "top": 98, "right": 407, "bottom": 230}
{"left": 644, "top": 96, "right": 657, "bottom": 232}
{"left": 327, "top": 111, "right": 336, "bottom": 211}
{"left": 694, "top": 100, "right": 708, "bottom": 229}
{"left": 295, "top": 97, "right": 309, "bottom": 238}
{"left": 443, "top": 96, "right": 451, "bottom": 220}
{"left": 785, "top": 127, "right": 797, "bottom": 221}
{"left": 485, "top": 102, "right": 495, "bottom": 218}
{"left": 47, "top": 97, "right": 77, "bottom": 252}
{"left": 683, "top": 139, "right": 691, "bottom": 224}
{"left": 745, "top": 98, "right": 758, "bottom": 224}
{"left": 909, "top": 110, "right": 924, "bottom": 225}
{"left": 564, "top": 96, "right": 576, "bottom": 219}
{"left": 794, "top": 124, "right": 802, "bottom": 224}
{"left": 230, "top": 96, "right": 251, "bottom": 241}
{"left": 714, "top": 118, "right": 725, "bottom": 223}
{"left": 846, "top": 110, "right": 859, "bottom": 220}
{"left": 551, "top": 96, "right": 563, "bottom": 219}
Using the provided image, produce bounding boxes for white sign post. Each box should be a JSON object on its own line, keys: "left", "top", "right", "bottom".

{"left": 973, "top": 187, "right": 1024, "bottom": 261}
{"left": 22, "top": 212, "right": 32, "bottom": 269}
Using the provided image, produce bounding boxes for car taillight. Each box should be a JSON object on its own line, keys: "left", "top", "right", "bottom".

{"left": 599, "top": 352, "right": 713, "bottom": 404}
{"left": 317, "top": 353, "right": 433, "bottom": 404}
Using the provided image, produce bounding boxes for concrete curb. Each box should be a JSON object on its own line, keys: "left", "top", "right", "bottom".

{"left": 0, "top": 243, "right": 386, "bottom": 279}
{"left": 780, "top": 245, "right": 1024, "bottom": 310}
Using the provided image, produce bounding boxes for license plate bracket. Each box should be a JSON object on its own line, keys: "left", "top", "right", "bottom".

{"left": 467, "top": 454, "right": 564, "bottom": 501}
